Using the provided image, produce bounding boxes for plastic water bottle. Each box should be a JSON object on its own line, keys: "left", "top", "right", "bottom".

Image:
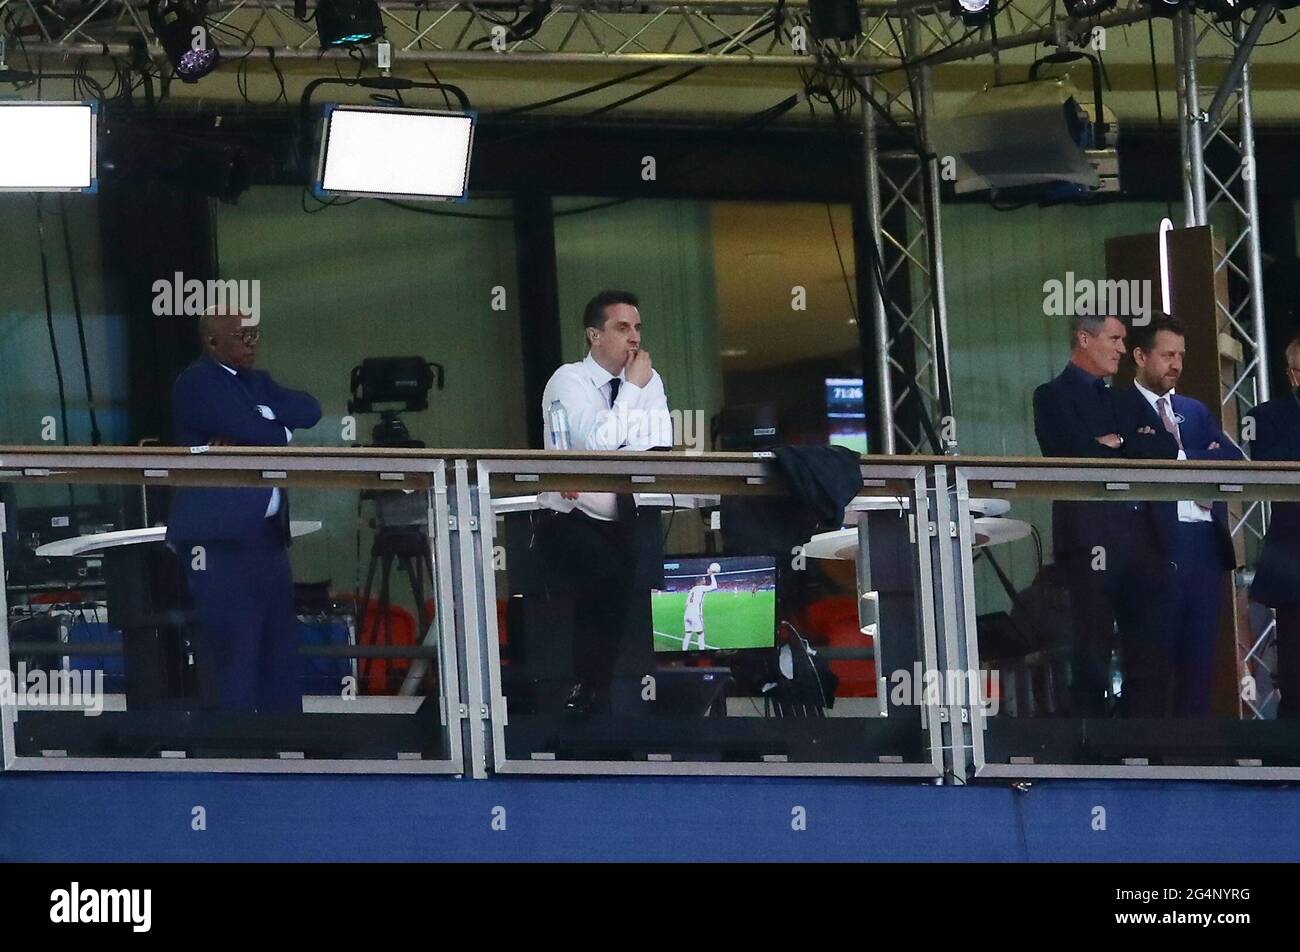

{"left": 548, "top": 400, "right": 571, "bottom": 450}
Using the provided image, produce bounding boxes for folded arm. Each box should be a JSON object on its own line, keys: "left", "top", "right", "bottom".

{"left": 261, "top": 374, "right": 322, "bottom": 431}
{"left": 1033, "top": 386, "right": 1122, "bottom": 459}
{"left": 174, "top": 374, "right": 290, "bottom": 447}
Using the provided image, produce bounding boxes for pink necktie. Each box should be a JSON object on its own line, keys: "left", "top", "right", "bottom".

{"left": 1157, "top": 397, "right": 1182, "bottom": 450}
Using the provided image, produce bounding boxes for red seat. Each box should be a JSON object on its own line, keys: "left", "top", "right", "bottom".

{"left": 799, "top": 597, "right": 876, "bottom": 697}
{"left": 339, "top": 594, "right": 437, "bottom": 696}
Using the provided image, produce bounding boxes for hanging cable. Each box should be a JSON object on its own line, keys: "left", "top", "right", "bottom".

{"left": 57, "top": 193, "right": 102, "bottom": 446}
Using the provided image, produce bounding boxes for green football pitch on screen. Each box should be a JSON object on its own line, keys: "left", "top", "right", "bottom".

{"left": 651, "top": 589, "right": 777, "bottom": 652}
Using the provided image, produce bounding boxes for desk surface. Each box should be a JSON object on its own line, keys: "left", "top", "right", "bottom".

{"left": 805, "top": 517, "right": 1032, "bottom": 560}
{"left": 35, "top": 521, "right": 323, "bottom": 557}
{"left": 492, "top": 493, "right": 719, "bottom": 513}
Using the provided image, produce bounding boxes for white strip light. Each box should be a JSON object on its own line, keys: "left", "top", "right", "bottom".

{"left": 316, "top": 106, "right": 475, "bottom": 202}
{"left": 1158, "top": 217, "right": 1173, "bottom": 316}
{"left": 0, "top": 102, "right": 97, "bottom": 192}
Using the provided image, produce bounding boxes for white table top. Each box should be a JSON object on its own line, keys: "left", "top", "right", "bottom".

{"left": 488, "top": 494, "right": 1009, "bottom": 521}
{"left": 35, "top": 521, "right": 323, "bottom": 557}
{"left": 841, "top": 496, "right": 1010, "bottom": 523}
{"left": 492, "top": 493, "right": 720, "bottom": 514}
{"left": 805, "top": 517, "right": 1032, "bottom": 561}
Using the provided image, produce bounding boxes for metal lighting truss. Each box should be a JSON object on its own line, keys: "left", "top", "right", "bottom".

{"left": 860, "top": 14, "right": 950, "bottom": 455}
{"left": 0, "top": 0, "right": 1158, "bottom": 71}
{"left": 2, "top": 0, "right": 1274, "bottom": 700}
{"left": 1174, "top": 7, "right": 1273, "bottom": 718}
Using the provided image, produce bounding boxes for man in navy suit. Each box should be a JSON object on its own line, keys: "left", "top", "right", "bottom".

{"left": 1118, "top": 315, "right": 1242, "bottom": 716}
{"left": 1245, "top": 333, "right": 1300, "bottom": 718}
{"left": 167, "top": 309, "right": 322, "bottom": 712}
{"left": 1034, "top": 314, "right": 1176, "bottom": 716}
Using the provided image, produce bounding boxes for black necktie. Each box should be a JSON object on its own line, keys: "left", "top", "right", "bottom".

{"left": 607, "top": 376, "right": 635, "bottom": 523}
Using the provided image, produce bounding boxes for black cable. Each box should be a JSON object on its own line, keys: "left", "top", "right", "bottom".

{"left": 553, "top": 197, "right": 633, "bottom": 216}
{"left": 988, "top": 0, "right": 1001, "bottom": 86}
{"left": 1095, "top": 36, "right": 1112, "bottom": 92}
{"left": 34, "top": 196, "right": 77, "bottom": 509}
{"left": 1249, "top": 18, "right": 1300, "bottom": 45}
{"left": 806, "top": 94, "right": 858, "bottom": 324}
{"left": 57, "top": 194, "right": 101, "bottom": 446}
{"left": 485, "top": 11, "right": 779, "bottom": 123}
{"left": 486, "top": 65, "right": 707, "bottom": 148}
{"left": 486, "top": 63, "right": 664, "bottom": 118}
{"left": 378, "top": 198, "right": 516, "bottom": 219}
{"left": 268, "top": 46, "right": 288, "bottom": 104}
{"left": 301, "top": 185, "right": 363, "bottom": 213}
{"left": 826, "top": 201, "right": 857, "bottom": 323}
{"left": 821, "top": 31, "right": 925, "bottom": 156}
{"left": 422, "top": 66, "right": 455, "bottom": 109}
{"left": 662, "top": 494, "right": 678, "bottom": 547}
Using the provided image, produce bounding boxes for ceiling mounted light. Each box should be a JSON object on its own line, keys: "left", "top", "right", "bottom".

{"left": 951, "top": 0, "right": 993, "bottom": 27}
{"left": 148, "top": 0, "right": 220, "bottom": 83}
{"left": 309, "top": 0, "right": 384, "bottom": 47}
{"left": 1063, "top": 0, "right": 1116, "bottom": 15}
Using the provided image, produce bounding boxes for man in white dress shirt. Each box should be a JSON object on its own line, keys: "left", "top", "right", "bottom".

{"left": 1119, "top": 315, "right": 1241, "bottom": 715}
{"left": 535, "top": 290, "right": 672, "bottom": 714}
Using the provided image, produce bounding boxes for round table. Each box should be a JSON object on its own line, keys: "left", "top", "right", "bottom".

{"left": 804, "top": 517, "right": 1032, "bottom": 561}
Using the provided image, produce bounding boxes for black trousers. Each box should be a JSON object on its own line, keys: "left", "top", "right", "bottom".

{"left": 534, "top": 508, "right": 636, "bottom": 699}
{"left": 1274, "top": 605, "right": 1300, "bottom": 719}
{"left": 1060, "top": 521, "right": 1170, "bottom": 717}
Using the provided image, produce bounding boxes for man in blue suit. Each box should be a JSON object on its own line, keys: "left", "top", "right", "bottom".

{"left": 167, "top": 309, "right": 322, "bottom": 712}
{"left": 1034, "top": 314, "right": 1175, "bottom": 716}
{"left": 1118, "top": 315, "right": 1242, "bottom": 716}
{"left": 1245, "top": 333, "right": 1300, "bottom": 718}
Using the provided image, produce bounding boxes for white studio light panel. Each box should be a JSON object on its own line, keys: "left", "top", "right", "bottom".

{"left": 315, "top": 105, "right": 475, "bottom": 202}
{"left": 0, "top": 102, "right": 98, "bottom": 192}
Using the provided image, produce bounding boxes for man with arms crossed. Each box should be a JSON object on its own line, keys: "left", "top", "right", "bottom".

{"left": 168, "top": 309, "right": 322, "bottom": 712}
{"left": 1117, "top": 315, "right": 1242, "bottom": 715}
{"left": 1245, "top": 333, "right": 1300, "bottom": 718}
{"left": 1033, "top": 314, "right": 1175, "bottom": 716}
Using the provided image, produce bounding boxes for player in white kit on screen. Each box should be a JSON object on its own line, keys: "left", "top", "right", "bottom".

{"left": 682, "top": 564, "right": 719, "bottom": 650}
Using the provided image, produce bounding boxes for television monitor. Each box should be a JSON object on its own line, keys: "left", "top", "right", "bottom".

{"left": 652, "top": 555, "right": 777, "bottom": 653}
{"left": 315, "top": 105, "right": 475, "bottom": 202}
{"left": 0, "top": 102, "right": 98, "bottom": 192}
{"left": 825, "top": 376, "right": 868, "bottom": 454}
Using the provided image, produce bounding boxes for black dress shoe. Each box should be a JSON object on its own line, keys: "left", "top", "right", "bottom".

{"left": 564, "top": 682, "right": 594, "bottom": 716}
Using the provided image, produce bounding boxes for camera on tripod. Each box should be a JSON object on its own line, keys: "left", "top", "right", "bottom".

{"left": 347, "top": 356, "right": 445, "bottom": 528}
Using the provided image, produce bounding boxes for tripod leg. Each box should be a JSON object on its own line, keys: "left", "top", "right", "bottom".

{"left": 357, "top": 545, "right": 381, "bottom": 685}
{"left": 398, "top": 549, "right": 436, "bottom": 697}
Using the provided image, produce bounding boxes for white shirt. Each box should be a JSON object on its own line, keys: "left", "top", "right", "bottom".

{"left": 218, "top": 361, "right": 292, "bottom": 518}
{"left": 539, "top": 352, "right": 672, "bottom": 520}
{"left": 1133, "top": 382, "right": 1212, "bottom": 524}
{"left": 684, "top": 576, "right": 717, "bottom": 619}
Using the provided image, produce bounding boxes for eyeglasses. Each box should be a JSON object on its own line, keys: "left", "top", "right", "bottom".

{"left": 224, "top": 329, "right": 261, "bottom": 345}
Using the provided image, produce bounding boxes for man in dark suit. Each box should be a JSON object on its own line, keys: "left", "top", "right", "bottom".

{"left": 167, "top": 309, "right": 322, "bottom": 712}
{"left": 1033, "top": 314, "right": 1175, "bottom": 716}
{"left": 1118, "top": 316, "right": 1242, "bottom": 716}
{"left": 1246, "top": 332, "right": 1300, "bottom": 718}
